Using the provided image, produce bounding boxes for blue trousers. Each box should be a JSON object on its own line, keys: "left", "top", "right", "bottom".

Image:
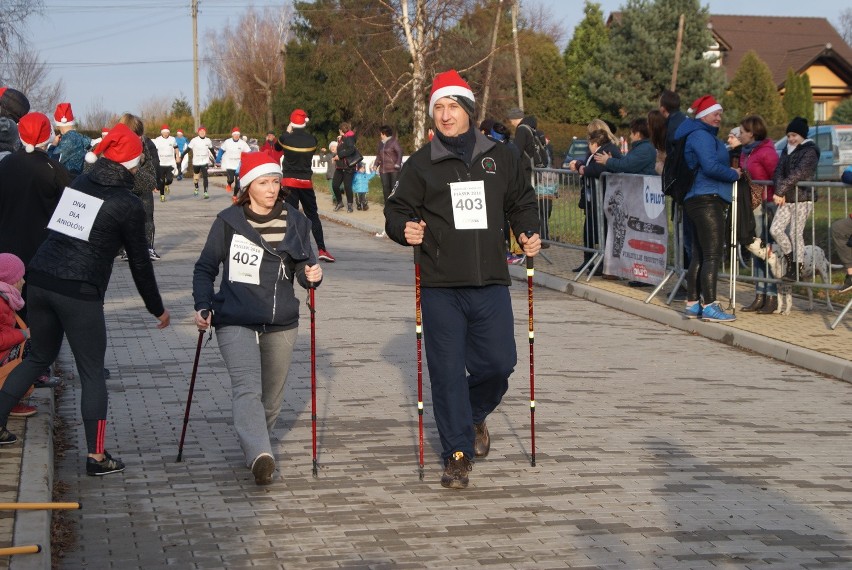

{"left": 421, "top": 285, "right": 516, "bottom": 460}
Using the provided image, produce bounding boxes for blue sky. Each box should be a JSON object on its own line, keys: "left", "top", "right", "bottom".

{"left": 21, "top": 0, "right": 851, "bottom": 123}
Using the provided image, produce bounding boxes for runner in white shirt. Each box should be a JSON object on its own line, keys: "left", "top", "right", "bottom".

{"left": 181, "top": 126, "right": 214, "bottom": 198}
{"left": 216, "top": 126, "right": 251, "bottom": 203}
{"left": 152, "top": 125, "right": 179, "bottom": 202}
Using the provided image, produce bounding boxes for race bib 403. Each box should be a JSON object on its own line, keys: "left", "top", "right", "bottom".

{"left": 450, "top": 181, "right": 488, "bottom": 230}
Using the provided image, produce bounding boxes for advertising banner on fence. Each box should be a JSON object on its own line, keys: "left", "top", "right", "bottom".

{"left": 602, "top": 174, "right": 667, "bottom": 285}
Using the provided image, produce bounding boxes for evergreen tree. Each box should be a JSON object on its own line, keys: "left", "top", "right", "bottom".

{"left": 783, "top": 68, "right": 804, "bottom": 121}
{"left": 522, "top": 36, "right": 570, "bottom": 122}
{"left": 582, "top": 0, "right": 726, "bottom": 120}
{"left": 801, "top": 73, "right": 814, "bottom": 124}
{"left": 563, "top": 1, "right": 608, "bottom": 123}
{"left": 830, "top": 97, "right": 852, "bottom": 123}
{"left": 723, "top": 50, "right": 785, "bottom": 126}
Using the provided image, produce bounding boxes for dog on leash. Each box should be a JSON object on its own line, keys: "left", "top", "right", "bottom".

{"left": 768, "top": 245, "right": 840, "bottom": 314}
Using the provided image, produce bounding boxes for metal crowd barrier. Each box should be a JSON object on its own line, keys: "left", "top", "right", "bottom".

{"left": 531, "top": 168, "right": 851, "bottom": 330}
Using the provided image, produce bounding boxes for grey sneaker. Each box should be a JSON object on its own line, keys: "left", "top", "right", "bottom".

{"left": 440, "top": 451, "right": 472, "bottom": 489}
{"left": 251, "top": 453, "right": 275, "bottom": 485}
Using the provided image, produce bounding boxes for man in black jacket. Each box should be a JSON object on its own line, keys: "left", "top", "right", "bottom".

{"left": 0, "top": 123, "right": 171, "bottom": 477}
{"left": 276, "top": 109, "right": 335, "bottom": 262}
{"left": 384, "top": 70, "right": 540, "bottom": 489}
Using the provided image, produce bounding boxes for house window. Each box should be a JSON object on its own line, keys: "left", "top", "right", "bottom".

{"left": 814, "top": 102, "right": 826, "bottom": 122}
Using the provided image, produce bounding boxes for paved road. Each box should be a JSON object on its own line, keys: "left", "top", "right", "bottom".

{"left": 54, "top": 180, "right": 852, "bottom": 568}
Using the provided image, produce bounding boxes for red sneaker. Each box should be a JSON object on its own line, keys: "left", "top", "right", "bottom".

{"left": 318, "top": 248, "right": 335, "bottom": 263}
{"left": 226, "top": 184, "right": 232, "bottom": 193}
{"left": 9, "top": 404, "right": 37, "bottom": 418}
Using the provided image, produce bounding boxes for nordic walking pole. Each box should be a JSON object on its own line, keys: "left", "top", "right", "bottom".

{"left": 308, "top": 284, "right": 318, "bottom": 477}
{"left": 413, "top": 218, "right": 425, "bottom": 481}
{"left": 0, "top": 545, "right": 41, "bottom": 556}
{"left": 176, "top": 309, "right": 209, "bottom": 462}
{"left": 0, "top": 502, "right": 81, "bottom": 510}
{"left": 525, "top": 231, "right": 536, "bottom": 467}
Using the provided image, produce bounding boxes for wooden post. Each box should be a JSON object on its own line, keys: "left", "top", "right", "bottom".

{"left": 671, "top": 14, "right": 685, "bottom": 91}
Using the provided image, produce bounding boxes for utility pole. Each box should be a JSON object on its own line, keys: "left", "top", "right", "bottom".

{"left": 192, "top": 0, "right": 200, "bottom": 130}
{"left": 671, "top": 14, "right": 685, "bottom": 91}
{"left": 511, "top": 0, "right": 523, "bottom": 110}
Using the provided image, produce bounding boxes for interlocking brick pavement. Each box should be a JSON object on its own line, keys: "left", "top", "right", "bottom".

{"left": 36, "top": 179, "right": 849, "bottom": 568}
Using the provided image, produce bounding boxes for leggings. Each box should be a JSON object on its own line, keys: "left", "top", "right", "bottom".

{"left": 284, "top": 187, "right": 326, "bottom": 250}
{"left": 157, "top": 165, "right": 174, "bottom": 196}
{"left": 684, "top": 194, "right": 727, "bottom": 305}
{"left": 0, "top": 286, "right": 109, "bottom": 454}
{"left": 770, "top": 201, "right": 812, "bottom": 261}
{"left": 226, "top": 169, "right": 241, "bottom": 196}
{"left": 332, "top": 169, "right": 354, "bottom": 205}
{"left": 192, "top": 165, "right": 209, "bottom": 191}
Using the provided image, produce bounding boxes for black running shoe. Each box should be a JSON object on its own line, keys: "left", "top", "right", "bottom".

{"left": 86, "top": 451, "right": 125, "bottom": 476}
{"left": 0, "top": 427, "right": 18, "bottom": 446}
{"left": 440, "top": 451, "right": 472, "bottom": 489}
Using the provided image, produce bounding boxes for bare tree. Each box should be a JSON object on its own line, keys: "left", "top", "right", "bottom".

{"left": 1, "top": 44, "right": 64, "bottom": 113}
{"left": 83, "top": 97, "right": 119, "bottom": 131}
{"left": 0, "top": 0, "right": 43, "bottom": 55}
{"left": 206, "top": 6, "right": 291, "bottom": 132}
{"left": 138, "top": 95, "right": 173, "bottom": 134}
{"left": 837, "top": 8, "right": 852, "bottom": 46}
{"left": 374, "top": 0, "right": 474, "bottom": 148}
{"left": 478, "top": 0, "right": 505, "bottom": 122}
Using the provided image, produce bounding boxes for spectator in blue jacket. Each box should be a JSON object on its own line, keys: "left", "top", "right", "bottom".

{"left": 593, "top": 117, "right": 656, "bottom": 175}
{"left": 675, "top": 95, "right": 741, "bottom": 323}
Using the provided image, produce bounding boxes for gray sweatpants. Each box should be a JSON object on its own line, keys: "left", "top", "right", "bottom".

{"left": 215, "top": 326, "right": 297, "bottom": 467}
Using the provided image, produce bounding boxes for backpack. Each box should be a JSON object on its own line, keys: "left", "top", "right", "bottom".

{"left": 520, "top": 124, "right": 550, "bottom": 168}
{"left": 661, "top": 132, "right": 698, "bottom": 204}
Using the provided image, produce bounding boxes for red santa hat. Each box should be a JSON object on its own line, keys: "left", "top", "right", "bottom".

{"left": 197, "top": 126, "right": 207, "bottom": 135}
{"left": 231, "top": 126, "right": 241, "bottom": 136}
{"left": 289, "top": 109, "right": 308, "bottom": 129}
{"left": 84, "top": 123, "right": 142, "bottom": 169}
{"left": 53, "top": 102, "right": 75, "bottom": 127}
{"left": 688, "top": 95, "right": 723, "bottom": 119}
{"left": 428, "top": 70, "right": 475, "bottom": 118}
{"left": 160, "top": 124, "right": 170, "bottom": 133}
{"left": 239, "top": 152, "right": 282, "bottom": 189}
{"left": 176, "top": 129, "right": 183, "bottom": 135}
{"left": 18, "top": 112, "right": 52, "bottom": 153}
{"left": 101, "top": 127, "right": 110, "bottom": 136}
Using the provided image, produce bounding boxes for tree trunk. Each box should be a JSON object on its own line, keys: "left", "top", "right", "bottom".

{"left": 479, "top": 0, "right": 504, "bottom": 123}
{"left": 511, "top": 0, "right": 523, "bottom": 110}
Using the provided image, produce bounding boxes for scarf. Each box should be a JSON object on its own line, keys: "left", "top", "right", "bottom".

{"left": 435, "top": 125, "right": 476, "bottom": 166}
{"left": 0, "top": 283, "right": 24, "bottom": 311}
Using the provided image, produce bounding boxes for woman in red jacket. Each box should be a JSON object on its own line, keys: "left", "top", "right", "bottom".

{"left": 738, "top": 115, "right": 779, "bottom": 314}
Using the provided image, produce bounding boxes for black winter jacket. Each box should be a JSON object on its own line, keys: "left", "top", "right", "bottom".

{"left": 276, "top": 129, "right": 317, "bottom": 182}
{"left": 192, "top": 202, "right": 318, "bottom": 330}
{"left": 384, "top": 130, "right": 539, "bottom": 288}
{"left": 27, "top": 159, "right": 164, "bottom": 316}
{"left": 773, "top": 140, "right": 820, "bottom": 202}
{"left": 0, "top": 149, "right": 71, "bottom": 264}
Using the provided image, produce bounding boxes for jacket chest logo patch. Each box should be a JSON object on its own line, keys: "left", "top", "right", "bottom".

{"left": 481, "top": 157, "right": 496, "bottom": 174}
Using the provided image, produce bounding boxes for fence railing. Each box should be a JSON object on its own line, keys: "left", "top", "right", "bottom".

{"left": 532, "top": 168, "right": 851, "bottom": 330}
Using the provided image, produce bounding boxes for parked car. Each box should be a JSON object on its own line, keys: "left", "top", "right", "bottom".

{"left": 774, "top": 124, "right": 852, "bottom": 181}
{"left": 561, "top": 138, "right": 589, "bottom": 169}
